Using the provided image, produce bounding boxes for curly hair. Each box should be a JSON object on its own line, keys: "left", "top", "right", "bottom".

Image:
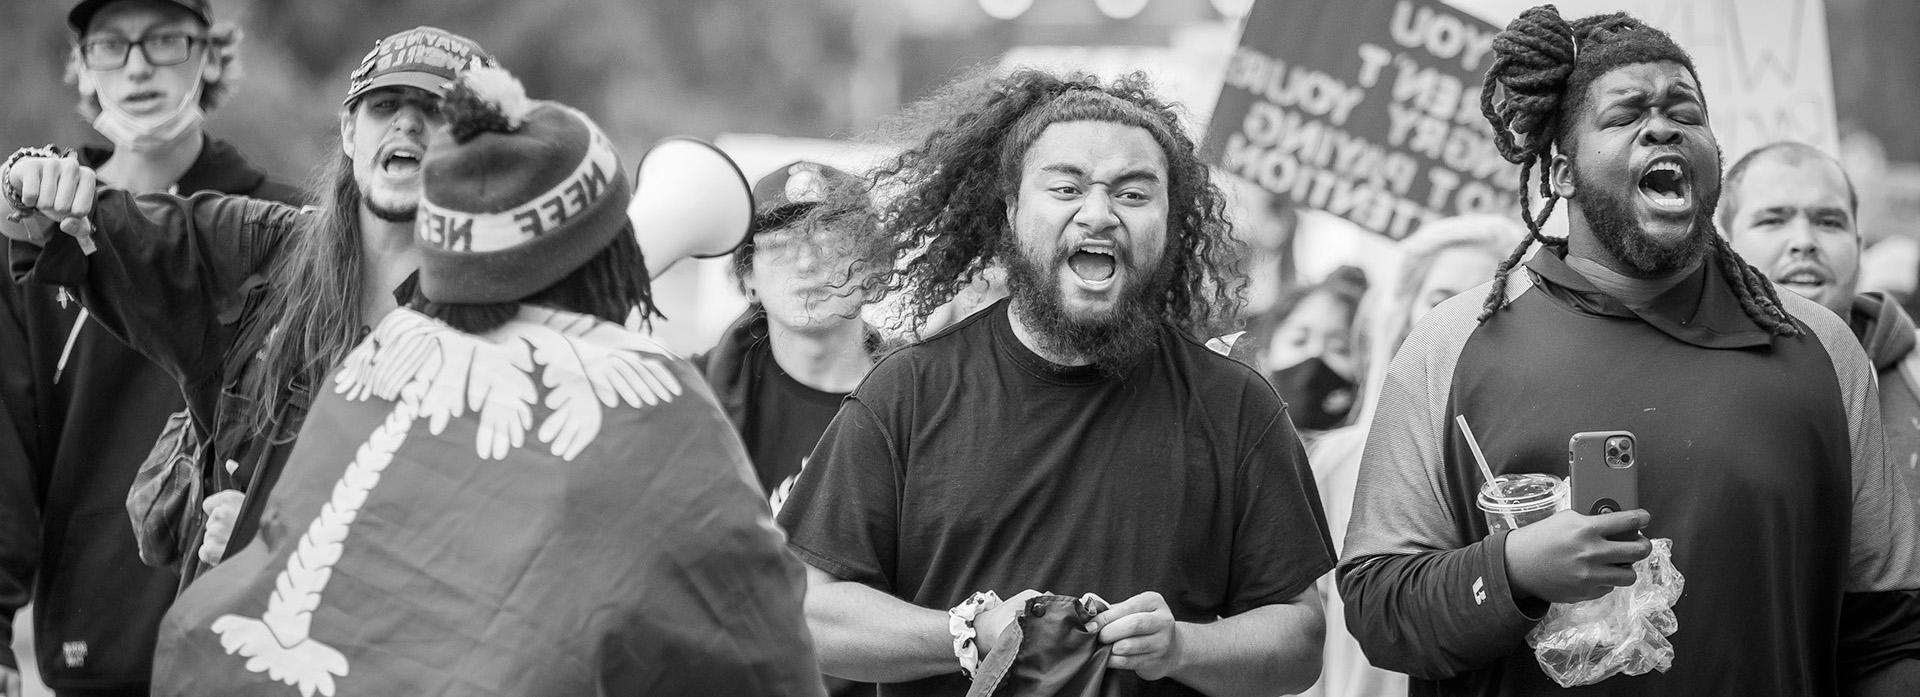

{"left": 65, "top": 21, "right": 245, "bottom": 120}
{"left": 730, "top": 176, "right": 888, "bottom": 303}
{"left": 855, "top": 67, "right": 1244, "bottom": 337}
{"left": 1477, "top": 5, "right": 1798, "bottom": 335}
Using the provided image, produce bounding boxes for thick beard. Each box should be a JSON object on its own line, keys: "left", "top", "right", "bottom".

{"left": 1001, "top": 237, "right": 1170, "bottom": 379}
{"left": 1575, "top": 168, "right": 1716, "bottom": 276}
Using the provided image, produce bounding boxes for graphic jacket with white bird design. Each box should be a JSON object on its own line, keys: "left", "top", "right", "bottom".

{"left": 151, "top": 305, "right": 825, "bottom": 697}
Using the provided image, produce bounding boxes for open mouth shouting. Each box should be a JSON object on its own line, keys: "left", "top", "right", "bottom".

{"left": 379, "top": 143, "right": 424, "bottom": 178}
{"left": 1637, "top": 156, "right": 1693, "bottom": 217}
{"left": 1066, "top": 242, "right": 1118, "bottom": 290}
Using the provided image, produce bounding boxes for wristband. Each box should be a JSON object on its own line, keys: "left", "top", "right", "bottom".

{"left": 948, "top": 590, "right": 1002, "bottom": 678}
{"left": 2, "top": 145, "right": 69, "bottom": 221}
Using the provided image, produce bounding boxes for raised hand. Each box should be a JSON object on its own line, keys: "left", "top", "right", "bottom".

{"left": 5, "top": 154, "right": 96, "bottom": 237}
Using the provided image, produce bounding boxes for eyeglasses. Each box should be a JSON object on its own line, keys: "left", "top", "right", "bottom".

{"left": 80, "top": 33, "right": 205, "bottom": 70}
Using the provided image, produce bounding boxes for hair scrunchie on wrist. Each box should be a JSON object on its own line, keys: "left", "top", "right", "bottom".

{"left": 948, "top": 590, "right": 1003, "bottom": 678}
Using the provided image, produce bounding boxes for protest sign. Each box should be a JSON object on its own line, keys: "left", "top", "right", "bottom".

{"left": 1445, "top": 0, "right": 1840, "bottom": 162}
{"left": 1205, "top": 0, "right": 1516, "bottom": 239}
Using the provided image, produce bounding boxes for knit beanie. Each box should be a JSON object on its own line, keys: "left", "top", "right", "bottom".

{"left": 416, "top": 66, "right": 630, "bottom": 304}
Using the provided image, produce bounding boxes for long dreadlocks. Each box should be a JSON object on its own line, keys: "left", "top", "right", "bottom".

{"left": 1477, "top": 5, "right": 1799, "bottom": 336}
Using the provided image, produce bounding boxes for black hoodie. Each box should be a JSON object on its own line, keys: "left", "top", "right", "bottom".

{"left": 0, "top": 136, "right": 301, "bottom": 688}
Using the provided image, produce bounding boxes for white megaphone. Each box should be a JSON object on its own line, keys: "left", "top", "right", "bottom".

{"left": 628, "top": 137, "right": 754, "bottom": 277}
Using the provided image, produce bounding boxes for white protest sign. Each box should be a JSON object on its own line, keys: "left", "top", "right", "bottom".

{"left": 1443, "top": 0, "right": 1839, "bottom": 162}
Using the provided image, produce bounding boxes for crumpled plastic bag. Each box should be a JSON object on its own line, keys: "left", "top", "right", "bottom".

{"left": 1526, "top": 537, "right": 1685, "bottom": 687}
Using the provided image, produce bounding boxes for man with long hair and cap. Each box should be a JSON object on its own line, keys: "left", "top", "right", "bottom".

{"left": 1338, "top": 6, "right": 1920, "bottom": 695}
{"left": 143, "top": 66, "right": 823, "bottom": 697}
{"left": 0, "top": 26, "right": 496, "bottom": 591}
{"left": 776, "top": 68, "right": 1334, "bottom": 697}
{"left": 0, "top": 2, "right": 300, "bottom": 695}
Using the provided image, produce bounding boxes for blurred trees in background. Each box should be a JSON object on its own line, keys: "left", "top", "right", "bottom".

{"left": 2, "top": 0, "right": 872, "bottom": 184}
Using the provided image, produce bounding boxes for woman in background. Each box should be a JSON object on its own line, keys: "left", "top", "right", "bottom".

{"left": 1298, "top": 214, "right": 1524, "bottom": 697}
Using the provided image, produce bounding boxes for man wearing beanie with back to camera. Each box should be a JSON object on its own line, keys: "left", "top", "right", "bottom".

{"left": 147, "top": 66, "right": 826, "bottom": 696}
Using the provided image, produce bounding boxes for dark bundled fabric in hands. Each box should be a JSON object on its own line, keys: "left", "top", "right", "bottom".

{"left": 967, "top": 595, "right": 1118, "bottom": 697}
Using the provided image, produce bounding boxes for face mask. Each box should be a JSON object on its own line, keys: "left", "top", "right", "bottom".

{"left": 1269, "top": 356, "right": 1356, "bottom": 431}
{"left": 90, "top": 62, "right": 207, "bottom": 154}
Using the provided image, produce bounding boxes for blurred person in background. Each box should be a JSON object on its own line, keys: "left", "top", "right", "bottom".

{"left": 778, "top": 68, "right": 1333, "bottom": 697}
{"left": 1, "top": 26, "right": 496, "bottom": 596}
{"left": 1294, "top": 214, "right": 1519, "bottom": 697}
{"left": 697, "top": 161, "right": 887, "bottom": 697}
{"left": 701, "top": 162, "right": 886, "bottom": 516}
{"left": 1232, "top": 265, "right": 1368, "bottom": 440}
{"left": 1724, "top": 141, "right": 1920, "bottom": 504}
{"left": 0, "top": 1, "right": 300, "bottom": 695}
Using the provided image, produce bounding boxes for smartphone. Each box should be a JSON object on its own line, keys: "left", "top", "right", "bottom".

{"left": 1568, "top": 430, "right": 1638, "bottom": 516}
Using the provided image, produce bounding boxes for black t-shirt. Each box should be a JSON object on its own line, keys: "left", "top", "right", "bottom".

{"left": 777, "top": 300, "right": 1336, "bottom": 697}
{"left": 743, "top": 346, "right": 848, "bottom": 509}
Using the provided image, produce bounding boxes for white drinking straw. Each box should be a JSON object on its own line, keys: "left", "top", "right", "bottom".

{"left": 1455, "top": 414, "right": 1498, "bottom": 485}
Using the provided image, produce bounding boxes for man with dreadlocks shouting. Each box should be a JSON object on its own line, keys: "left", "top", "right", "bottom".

{"left": 1338, "top": 6, "right": 1920, "bottom": 696}
{"left": 776, "top": 68, "right": 1335, "bottom": 697}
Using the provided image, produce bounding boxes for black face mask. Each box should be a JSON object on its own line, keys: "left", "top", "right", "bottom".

{"left": 1269, "top": 357, "right": 1356, "bottom": 431}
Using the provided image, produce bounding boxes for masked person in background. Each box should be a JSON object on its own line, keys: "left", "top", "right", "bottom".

{"left": 0, "top": 2, "right": 301, "bottom": 695}
{"left": 1294, "top": 214, "right": 1522, "bottom": 697}
{"left": 1, "top": 26, "right": 497, "bottom": 593}
{"left": 778, "top": 68, "right": 1334, "bottom": 697}
{"left": 1339, "top": 7, "right": 1920, "bottom": 695}
{"left": 1234, "top": 265, "right": 1368, "bottom": 437}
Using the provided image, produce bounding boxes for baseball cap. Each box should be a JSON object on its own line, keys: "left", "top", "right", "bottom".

{"left": 68, "top": 0, "right": 212, "bottom": 34}
{"left": 749, "top": 160, "right": 861, "bottom": 237}
{"left": 342, "top": 26, "right": 494, "bottom": 106}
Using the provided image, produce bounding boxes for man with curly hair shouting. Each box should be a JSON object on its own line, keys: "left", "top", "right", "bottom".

{"left": 1338, "top": 5, "right": 1920, "bottom": 696}
{"left": 775, "top": 68, "right": 1336, "bottom": 697}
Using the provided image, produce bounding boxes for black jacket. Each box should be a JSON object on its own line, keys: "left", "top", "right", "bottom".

{"left": 0, "top": 137, "right": 300, "bottom": 688}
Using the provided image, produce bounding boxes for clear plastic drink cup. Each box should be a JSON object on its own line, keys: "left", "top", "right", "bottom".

{"left": 1477, "top": 473, "right": 1569, "bottom": 533}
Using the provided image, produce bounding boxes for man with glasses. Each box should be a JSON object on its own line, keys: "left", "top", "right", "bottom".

{"left": 0, "top": 3, "right": 292, "bottom": 696}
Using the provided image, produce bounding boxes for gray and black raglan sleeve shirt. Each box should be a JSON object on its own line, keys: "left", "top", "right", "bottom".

{"left": 1338, "top": 249, "right": 1920, "bottom": 696}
